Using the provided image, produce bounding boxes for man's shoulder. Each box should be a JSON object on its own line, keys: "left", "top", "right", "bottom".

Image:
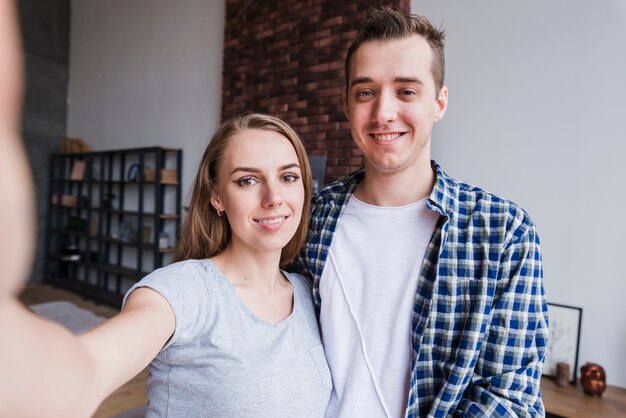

{"left": 434, "top": 164, "right": 536, "bottom": 233}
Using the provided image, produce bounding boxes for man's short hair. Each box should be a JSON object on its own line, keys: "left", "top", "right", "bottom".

{"left": 345, "top": 8, "right": 446, "bottom": 94}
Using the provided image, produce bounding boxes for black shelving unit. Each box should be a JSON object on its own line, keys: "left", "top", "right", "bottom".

{"left": 44, "top": 147, "right": 182, "bottom": 307}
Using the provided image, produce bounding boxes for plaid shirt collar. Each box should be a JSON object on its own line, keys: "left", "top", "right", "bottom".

{"left": 312, "top": 160, "right": 456, "bottom": 218}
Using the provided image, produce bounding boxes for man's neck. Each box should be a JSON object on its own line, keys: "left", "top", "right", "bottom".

{"left": 353, "top": 160, "right": 435, "bottom": 207}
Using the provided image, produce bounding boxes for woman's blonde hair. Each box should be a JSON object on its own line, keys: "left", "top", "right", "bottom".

{"left": 174, "top": 113, "right": 312, "bottom": 267}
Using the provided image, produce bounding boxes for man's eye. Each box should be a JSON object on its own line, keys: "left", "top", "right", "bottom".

{"left": 356, "top": 90, "right": 374, "bottom": 97}
{"left": 282, "top": 174, "right": 300, "bottom": 183}
{"left": 398, "top": 90, "right": 416, "bottom": 96}
{"left": 236, "top": 177, "right": 258, "bottom": 187}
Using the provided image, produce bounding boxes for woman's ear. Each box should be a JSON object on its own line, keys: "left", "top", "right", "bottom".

{"left": 210, "top": 189, "right": 224, "bottom": 213}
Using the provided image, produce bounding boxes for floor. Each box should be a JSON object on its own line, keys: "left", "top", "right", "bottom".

{"left": 20, "top": 284, "right": 148, "bottom": 418}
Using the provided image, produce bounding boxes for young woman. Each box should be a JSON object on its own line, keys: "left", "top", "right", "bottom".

{"left": 0, "top": 112, "right": 331, "bottom": 417}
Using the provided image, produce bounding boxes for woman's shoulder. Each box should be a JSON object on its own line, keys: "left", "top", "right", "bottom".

{"left": 147, "top": 258, "right": 211, "bottom": 278}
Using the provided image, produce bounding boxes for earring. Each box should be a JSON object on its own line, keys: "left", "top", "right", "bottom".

{"left": 217, "top": 209, "right": 224, "bottom": 217}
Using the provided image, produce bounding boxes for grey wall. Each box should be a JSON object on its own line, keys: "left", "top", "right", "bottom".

{"left": 413, "top": 0, "right": 626, "bottom": 388}
{"left": 18, "top": 0, "right": 70, "bottom": 283}
{"left": 67, "top": 0, "right": 225, "bottom": 206}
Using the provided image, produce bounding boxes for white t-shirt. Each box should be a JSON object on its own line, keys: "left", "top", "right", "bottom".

{"left": 320, "top": 195, "right": 438, "bottom": 417}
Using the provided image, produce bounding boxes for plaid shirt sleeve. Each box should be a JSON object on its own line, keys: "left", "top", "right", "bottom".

{"left": 455, "top": 220, "right": 548, "bottom": 417}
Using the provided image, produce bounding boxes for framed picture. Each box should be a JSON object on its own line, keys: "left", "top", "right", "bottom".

{"left": 543, "top": 303, "right": 583, "bottom": 384}
{"left": 70, "top": 160, "right": 86, "bottom": 181}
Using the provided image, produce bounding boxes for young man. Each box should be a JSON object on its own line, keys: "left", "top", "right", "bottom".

{"left": 296, "top": 8, "right": 548, "bottom": 418}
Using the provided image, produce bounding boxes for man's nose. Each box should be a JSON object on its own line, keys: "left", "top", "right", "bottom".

{"left": 372, "top": 90, "right": 398, "bottom": 124}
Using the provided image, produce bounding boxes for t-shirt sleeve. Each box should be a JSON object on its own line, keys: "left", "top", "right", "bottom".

{"left": 123, "top": 260, "right": 210, "bottom": 349}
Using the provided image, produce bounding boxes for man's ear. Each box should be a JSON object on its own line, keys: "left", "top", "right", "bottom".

{"left": 342, "top": 89, "right": 349, "bottom": 120}
{"left": 433, "top": 86, "right": 448, "bottom": 122}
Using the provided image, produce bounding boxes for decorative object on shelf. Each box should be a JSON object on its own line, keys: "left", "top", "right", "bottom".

{"left": 142, "top": 226, "right": 152, "bottom": 244}
{"left": 543, "top": 303, "right": 583, "bottom": 384}
{"left": 158, "top": 231, "right": 170, "bottom": 249}
{"left": 118, "top": 221, "right": 136, "bottom": 243}
{"left": 127, "top": 163, "right": 142, "bottom": 181}
{"left": 70, "top": 160, "right": 86, "bottom": 180}
{"left": 102, "top": 192, "right": 115, "bottom": 209}
{"left": 580, "top": 363, "right": 606, "bottom": 397}
{"left": 60, "top": 244, "right": 80, "bottom": 262}
{"left": 555, "top": 362, "right": 570, "bottom": 388}
{"left": 59, "top": 137, "right": 90, "bottom": 154}
{"left": 52, "top": 194, "right": 78, "bottom": 207}
{"left": 89, "top": 218, "right": 97, "bottom": 237}
{"left": 145, "top": 168, "right": 177, "bottom": 183}
{"left": 144, "top": 167, "right": 155, "bottom": 182}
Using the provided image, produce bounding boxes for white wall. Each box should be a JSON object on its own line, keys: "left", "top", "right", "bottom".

{"left": 413, "top": 0, "right": 626, "bottom": 388}
{"left": 68, "top": 0, "right": 224, "bottom": 202}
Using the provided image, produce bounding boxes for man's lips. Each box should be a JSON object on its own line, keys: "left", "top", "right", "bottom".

{"left": 369, "top": 132, "right": 405, "bottom": 143}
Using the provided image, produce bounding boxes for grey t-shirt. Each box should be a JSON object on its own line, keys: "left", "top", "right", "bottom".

{"left": 124, "top": 259, "right": 331, "bottom": 418}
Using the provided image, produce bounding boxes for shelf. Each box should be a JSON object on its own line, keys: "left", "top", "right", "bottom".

{"left": 51, "top": 205, "right": 179, "bottom": 219}
{"left": 541, "top": 376, "right": 626, "bottom": 418}
{"left": 45, "top": 146, "right": 182, "bottom": 307}
{"left": 51, "top": 229, "right": 175, "bottom": 253}
{"left": 52, "top": 227, "right": 91, "bottom": 238}
{"left": 98, "top": 262, "right": 149, "bottom": 279}
{"left": 52, "top": 178, "right": 178, "bottom": 185}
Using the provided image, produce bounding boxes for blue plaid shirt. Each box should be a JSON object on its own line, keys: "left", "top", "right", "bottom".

{"left": 294, "top": 162, "right": 548, "bottom": 418}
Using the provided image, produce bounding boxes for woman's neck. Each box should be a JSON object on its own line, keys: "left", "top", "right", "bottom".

{"left": 211, "top": 246, "right": 284, "bottom": 295}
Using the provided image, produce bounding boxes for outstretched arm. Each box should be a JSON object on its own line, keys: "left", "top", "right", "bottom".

{"left": 1, "top": 288, "right": 175, "bottom": 418}
{"left": 0, "top": 2, "right": 176, "bottom": 416}
{"left": 456, "top": 223, "right": 548, "bottom": 418}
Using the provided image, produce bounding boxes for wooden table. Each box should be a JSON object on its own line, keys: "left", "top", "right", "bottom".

{"left": 541, "top": 376, "right": 626, "bottom": 417}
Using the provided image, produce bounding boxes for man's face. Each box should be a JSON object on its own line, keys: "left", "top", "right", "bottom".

{"left": 344, "top": 35, "right": 448, "bottom": 177}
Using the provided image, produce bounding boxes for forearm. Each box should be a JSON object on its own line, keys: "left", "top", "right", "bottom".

{"left": 0, "top": 300, "right": 101, "bottom": 418}
{"left": 78, "top": 290, "right": 174, "bottom": 399}
{"left": 456, "top": 224, "right": 547, "bottom": 417}
{"left": 0, "top": 289, "right": 174, "bottom": 417}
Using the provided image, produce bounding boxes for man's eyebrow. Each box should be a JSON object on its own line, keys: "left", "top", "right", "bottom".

{"left": 395, "top": 76, "right": 423, "bottom": 85}
{"left": 229, "top": 163, "right": 300, "bottom": 176}
{"left": 350, "top": 76, "right": 424, "bottom": 88}
{"left": 350, "top": 76, "right": 373, "bottom": 88}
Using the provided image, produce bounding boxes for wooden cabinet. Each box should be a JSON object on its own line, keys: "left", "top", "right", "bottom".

{"left": 542, "top": 377, "right": 626, "bottom": 418}
{"left": 45, "top": 147, "right": 182, "bottom": 307}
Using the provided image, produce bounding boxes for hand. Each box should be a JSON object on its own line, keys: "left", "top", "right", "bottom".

{"left": 0, "top": 0, "right": 36, "bottom": 300}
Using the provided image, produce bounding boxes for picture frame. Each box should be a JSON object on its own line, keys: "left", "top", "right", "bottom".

{"left": 543, "top": 302, "right": 583, "bottom": 384}
{"left": 70, "top": 159, "right": 86, "bottom": 181}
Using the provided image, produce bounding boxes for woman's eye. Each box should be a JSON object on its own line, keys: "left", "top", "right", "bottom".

{"left": 236, "top": 177, "right": 258, "bottom": 187}
{"left": 282, "top": 173, "right": 300, "bottom": 183}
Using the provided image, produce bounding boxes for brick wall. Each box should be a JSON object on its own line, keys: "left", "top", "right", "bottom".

{"left": 222, "top": 0, "right": 409, "bottom": 183}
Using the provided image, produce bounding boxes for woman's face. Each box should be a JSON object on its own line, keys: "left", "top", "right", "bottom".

{"left": 211, "top": 128, "right": 304, "bottom": 258}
